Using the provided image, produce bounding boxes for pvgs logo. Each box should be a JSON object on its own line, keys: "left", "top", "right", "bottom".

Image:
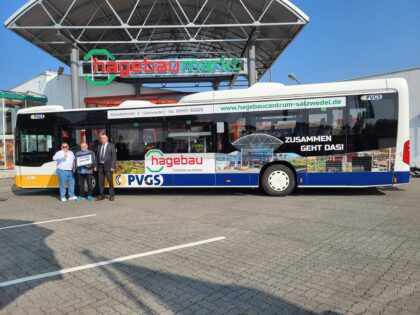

{"left": 114, "top": 174, "right": 163, "bottom": 187}
{"left": 114, "top": 175, "right": 127, "bottom": 186}
{"left": 361, "top": 94, "right": 383, "bottom": 101}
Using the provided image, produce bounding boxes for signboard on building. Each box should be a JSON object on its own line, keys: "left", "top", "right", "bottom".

{"left": 80, "top": 49, "right": 248, "bottom": 86}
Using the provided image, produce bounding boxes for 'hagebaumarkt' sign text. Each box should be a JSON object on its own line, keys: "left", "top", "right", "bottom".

{"left": 80, "top": 49, "right": 248, "bottom": 86}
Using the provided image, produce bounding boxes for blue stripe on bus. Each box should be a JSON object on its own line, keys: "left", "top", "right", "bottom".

{"left": 216, "top": 173, "right": 252, "bottom": 186}
{"left": 394, "top": 171, "right": 410, "bottom": 184}
{"left": 157, "top": 171, "right": 410, "bottom": 187}
{"left": 348, "top": 172, "right": 393, "bottom": 186}
{"left": 173, "top": 174, "right": 215, "bottom": 186}
{"left": 161, "top": 173, "right": 255, "bottom": 186}
{"left": 305, "top": 172, "right": 347, "bottom": 186}
{"left": 250, "top": 173, "right": 259, "bottom": 186}
{"left": 303, "top": 172, "right": 391, "bottom": 186}
{"left": 297, "top": 173, "right": 306, "bottom": 186}
{"left": 302, "top": 171, "right": 410, "bottom": 187}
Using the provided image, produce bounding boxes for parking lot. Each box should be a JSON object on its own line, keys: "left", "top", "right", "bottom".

{"left": 1, "top": 179, "right": 420, "bottom": 315}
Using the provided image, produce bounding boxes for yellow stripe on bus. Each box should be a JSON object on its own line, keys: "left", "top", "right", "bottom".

{"left": 15, "top": 175, "right": 111, "bottom": 188}
{"left": 16, "top": 175, "right": 60, "bottom": 188}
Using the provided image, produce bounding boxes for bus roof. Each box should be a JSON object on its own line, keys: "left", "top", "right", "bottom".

{"left": 17, "top": 78, "right": 406, "bottom": 115}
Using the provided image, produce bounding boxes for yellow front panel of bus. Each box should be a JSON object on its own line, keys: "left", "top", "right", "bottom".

{"left": 16, "top": 175, "right": 60, "bottom": 188}
{"left": 15, "top": 175, "right": 111, "bottom": 188}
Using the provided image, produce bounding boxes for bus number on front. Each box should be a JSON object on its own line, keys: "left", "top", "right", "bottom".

{"left": 30, "top": 114, "right": 45, "bottom": 120}
{"left": 361, "top": 94, "right": 383, "bottom": 101}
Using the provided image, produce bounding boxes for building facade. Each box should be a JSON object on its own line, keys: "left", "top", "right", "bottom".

{"left": 11, "top": 71, "right": 171, "bottom": 109}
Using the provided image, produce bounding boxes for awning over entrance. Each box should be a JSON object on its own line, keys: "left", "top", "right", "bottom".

{"left": 5, "top": 0, "right": 309, "bottom": 87}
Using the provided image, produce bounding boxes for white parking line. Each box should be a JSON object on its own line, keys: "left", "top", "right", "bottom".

{"left": 0, "top": 236, "right": 226, "bottom": 287}
{"left": 0, "top": 214, "right": 97, "bottom": 231}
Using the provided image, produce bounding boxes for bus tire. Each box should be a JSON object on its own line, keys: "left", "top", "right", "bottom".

{"left": 92, "top": 174, "right": 99, "bottom": 196}
{"left": 261, "top": 164, "right": 295, "bottom": 196}
{"left": 74, "top": 177, "right": 80, "bottom": 196}
{"left": 74, "top": 174, "right": 99, "bottom": 196}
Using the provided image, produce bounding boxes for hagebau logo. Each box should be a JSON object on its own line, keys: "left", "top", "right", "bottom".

{"left": 145, "top": 149, "right": 204, "bottom": 173}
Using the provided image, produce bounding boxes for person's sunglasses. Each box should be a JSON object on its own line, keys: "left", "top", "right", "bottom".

{"left": 61, "top": 146, "right": 68, "bottom": 148}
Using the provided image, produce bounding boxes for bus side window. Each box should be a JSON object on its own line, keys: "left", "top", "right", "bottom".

{"left": 60, "top": 126, "right": 105, "bottom": 152}
{"left": 308, "top": 108, "right": 344, "bottom": 136}
{"left": 110, "top": 122, "right": 144, "bottom": 160}
{"left": 250, "top": 109, "right": 304, "bottom": 138}
{"left": 166, "top": 116, "right": 213, "bottom": 154}
{"left": 214, "top": 113, "right": 246, "bottom": 153}
{"left": 347, "top": 94, "right": 398, "bottom": 152}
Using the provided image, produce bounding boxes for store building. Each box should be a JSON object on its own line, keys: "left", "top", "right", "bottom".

{"left": 4, "top": 0, "right": 309, "bottom": 171}
{"left": 5, "top": 0, "right": 309, "bottom": 108}
{"left": 0, "top": 91, "right": 47, "bottom": 169}
{"left": 12, "top": 71, "right": 185, "bottom": 109}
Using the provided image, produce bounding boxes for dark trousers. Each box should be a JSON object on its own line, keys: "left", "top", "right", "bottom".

{"left": 77, "top": 173, "right": 93, "bottom": 197}
{"left": 98, "top": 164, "right": 114, "bottom": 196}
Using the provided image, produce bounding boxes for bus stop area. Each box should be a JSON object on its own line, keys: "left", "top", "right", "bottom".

{"left": 1, "top": 179, "right": 420, "bottom": 315}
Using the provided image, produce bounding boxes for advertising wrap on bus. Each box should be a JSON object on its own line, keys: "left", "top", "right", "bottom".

{"left": 113, "top": 151, "right": 215, "bottom": 187}
{"left": 107, "top": 97, "right": 346, "bottom": 119}
{"left": 145, "top": 150, "right": 215, "bottom": 174}
{"left": 13, "top": 79, "right": 411, "bottom": 195}
{"left": 113, "top": 174, "right": 164, "bottom": 188}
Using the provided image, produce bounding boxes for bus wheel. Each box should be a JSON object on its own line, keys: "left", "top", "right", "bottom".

{"left": 261, "top": 164, "right": 295, "bottom": 196}
{"left": 91, "top": 174, "right": 99, "bottom": 196}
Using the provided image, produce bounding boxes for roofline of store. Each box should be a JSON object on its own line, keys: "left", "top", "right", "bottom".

{"left": 0, "top": 91, "right": 48, "bottom": 103}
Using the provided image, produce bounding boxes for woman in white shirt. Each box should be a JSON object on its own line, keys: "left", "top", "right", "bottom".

{"left": 53, "top": 142, "right": 76, "bottom": 202}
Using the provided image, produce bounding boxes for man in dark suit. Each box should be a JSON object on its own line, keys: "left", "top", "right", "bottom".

{"left": 94, "top": 134, "right": 117, "bottom": 201}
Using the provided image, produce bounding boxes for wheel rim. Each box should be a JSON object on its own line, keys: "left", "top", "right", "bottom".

{"left": 268, "top": 170, "right": 290, "bottom": 191}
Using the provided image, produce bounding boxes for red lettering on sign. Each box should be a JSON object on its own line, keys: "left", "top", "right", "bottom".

{"left": 93, "top": 58, "right": 105, "bottom": 73}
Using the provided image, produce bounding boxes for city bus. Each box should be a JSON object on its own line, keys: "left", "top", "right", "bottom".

{"left": 14, "top": 78, "right": 410, "bottom": 196}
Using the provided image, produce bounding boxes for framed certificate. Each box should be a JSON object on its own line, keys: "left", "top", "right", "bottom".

{"left": 76, "top": 154, "right": 93, "bottom": 167}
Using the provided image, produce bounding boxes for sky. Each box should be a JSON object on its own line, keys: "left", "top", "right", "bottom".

{"left": 0, "top": 0, "right": 419, "bottom": 90}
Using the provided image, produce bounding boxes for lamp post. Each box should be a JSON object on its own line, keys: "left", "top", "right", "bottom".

{"left": 288, "top": 72, "right": 301, "bottom": 85}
